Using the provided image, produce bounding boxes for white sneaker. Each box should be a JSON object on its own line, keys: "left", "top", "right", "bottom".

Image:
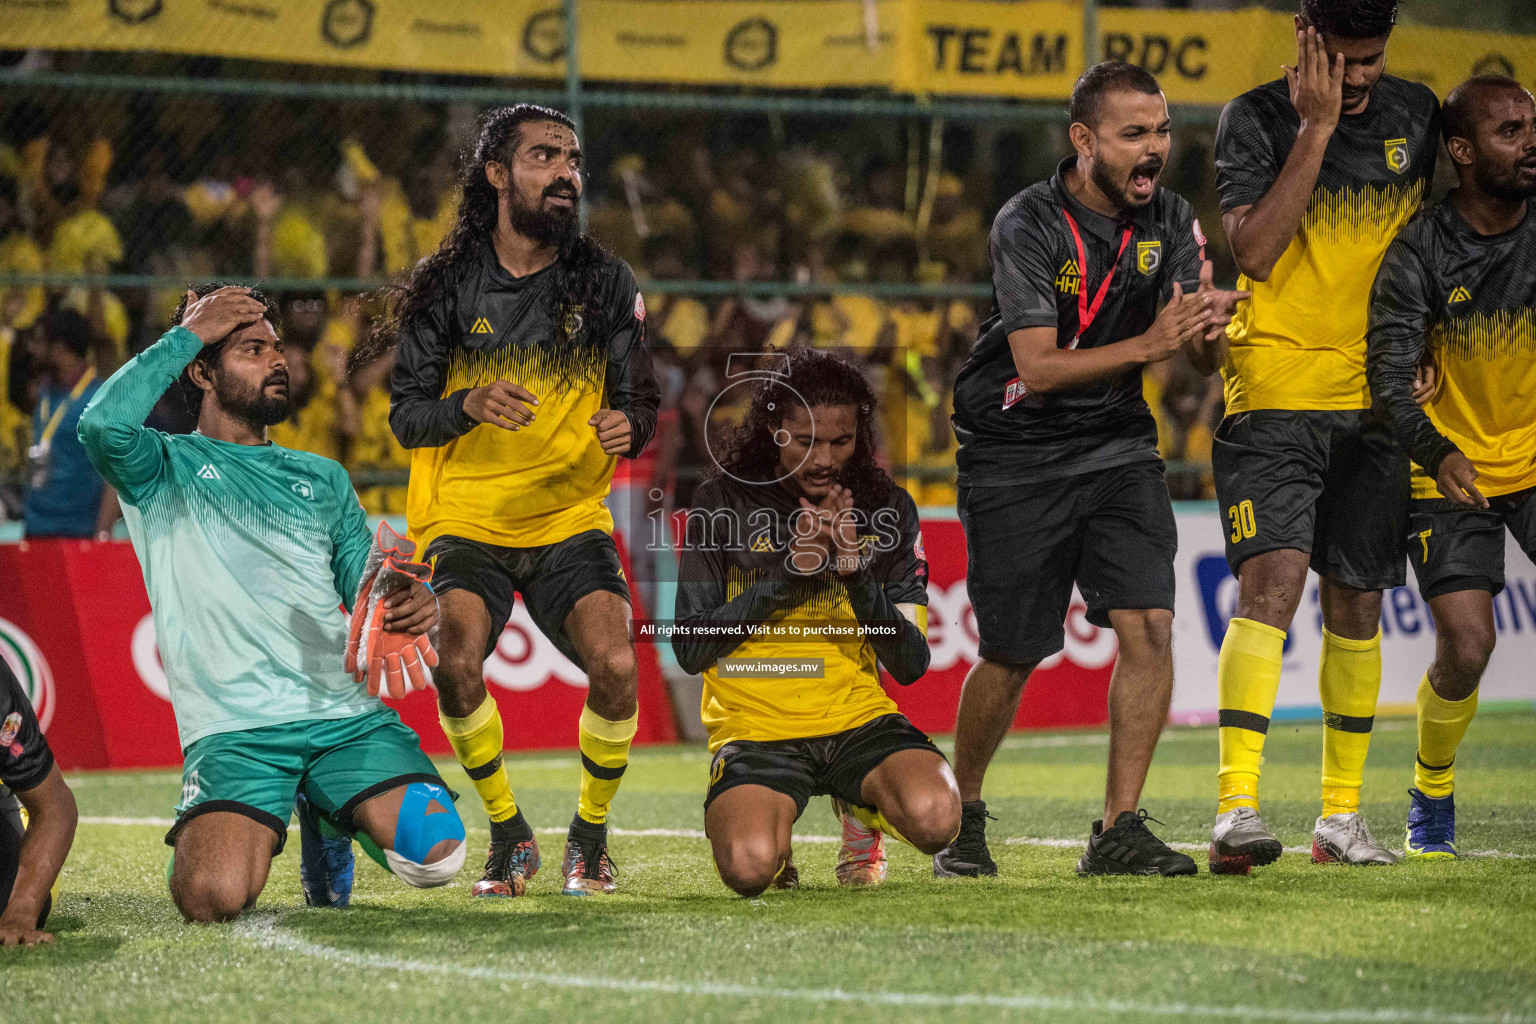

{"left": 1312, "top": 812, "right": 1400, "bottom": 865}
{"left": 1209, "top": 806, "right": 1284, "bottom": 875}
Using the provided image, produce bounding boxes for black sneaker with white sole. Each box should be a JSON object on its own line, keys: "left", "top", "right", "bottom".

{"left": 933, "top": 800, "right": 998, "bottom": 877}
{"left": 1076, "top": 809, "right": 1197, "bottom": 877}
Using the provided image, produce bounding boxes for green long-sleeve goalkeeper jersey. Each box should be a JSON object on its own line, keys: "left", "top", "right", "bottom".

{"left": 79, "top": 326, "right": 380, "bottom": 749}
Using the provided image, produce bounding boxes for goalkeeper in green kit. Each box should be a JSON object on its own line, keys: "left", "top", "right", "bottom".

{"left": 79, "top": 285, "right": 464, "bottom": 922}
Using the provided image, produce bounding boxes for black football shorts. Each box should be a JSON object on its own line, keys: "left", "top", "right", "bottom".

{"left": 424, "top": 530, "right": 631, "bottom": 663}
{"left": 703, "top": 714, "right": 942, "bottom": 818}
{"left": 1407, "top": 486, "right": 1536, "bottom": 600}
{"left": 1212, "top": 409, "right": 1408, "bottom": 590}
{"left": 958, "top": 459, "right": 1178, "bottom": 666}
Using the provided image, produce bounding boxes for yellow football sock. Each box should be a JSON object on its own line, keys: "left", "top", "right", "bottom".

{"left": 1216, "top": 617, "right": 1287, "bottom": 813}
{"left": 847, "top": 802, "right": 911, "bottom": 846}
{"left": 1319, "top": 627, "right": 1382, "bottom": 817}
{"left": 577, "top": 705, "right": 637, "bottom": 825}
{"left": 1415, "top": 672, "right": 1478, "bottom": 799}
{"left": 440, "top": 695, "right": 517, "bottom": 823}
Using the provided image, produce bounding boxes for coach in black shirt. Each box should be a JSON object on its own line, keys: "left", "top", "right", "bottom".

{"left": 935, "top": 62, "right": 1247, "bottom": 879}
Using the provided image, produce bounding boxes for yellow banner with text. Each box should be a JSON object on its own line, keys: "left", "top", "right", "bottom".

{"left": 1, "top": 0, "right": 1533, "bottom": 104}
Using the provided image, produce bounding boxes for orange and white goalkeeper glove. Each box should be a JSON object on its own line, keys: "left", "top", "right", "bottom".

{"left": 345, "top": 521, "right": 415, "bottom": 677}
{"left": 345, "top": 524, "right": 439, "bottom": 699}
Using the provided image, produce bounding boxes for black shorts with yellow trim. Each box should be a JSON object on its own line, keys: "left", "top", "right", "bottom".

{"left": 424, "top": 529, "right": 630, "bottom": 663}
{"left": 703, "top": 714, "right": 942, "bottom": 819}
{"left": 1407, "top": 486, "right": 1536, "bottom": 600}
{"left": 1213, "top": 409, "right": 1408, "bottom": 590}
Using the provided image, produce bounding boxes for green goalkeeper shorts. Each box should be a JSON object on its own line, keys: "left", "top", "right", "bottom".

{"left": 165, "top": 708, "right": 443, "bottom": 856}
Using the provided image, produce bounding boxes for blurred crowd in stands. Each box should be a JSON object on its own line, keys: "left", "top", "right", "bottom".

{"left": 0, "top": 93, "right": 1225, "bottom": 538}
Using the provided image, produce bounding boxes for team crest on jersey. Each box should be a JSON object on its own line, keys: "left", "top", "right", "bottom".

{"left": 750, "top": 533, "right": 776, "bottom": 553}
{"left": 1055, "top": 259, "right": 1082, "bottom": 295}
{"left": 1136, "top": 241, "right": 1162, "bottom": 276}
{"left": 469, "top": 317, "right": 495, "bottom": 335}
{"left": 1385, "top": 138, "right": 1410, "bottom": 174}
{"left": 0, "top": 711, "right": 20, "bottom": 747}
{"left": 1447, "top": 286, "right": 1472, "bottom": 307}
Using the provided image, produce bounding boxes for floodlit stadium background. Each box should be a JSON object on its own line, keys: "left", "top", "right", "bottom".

{"left": 0, "top": 0, "right": 1534, "bottom": 759}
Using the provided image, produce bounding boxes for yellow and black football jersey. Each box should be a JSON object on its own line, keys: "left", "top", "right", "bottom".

{"left": 1368, "top": 198, "right": 1536, "bottom": 499}
{"left": 672, "top": 474, "right": 931, "bottom": 751}
{"left": 390, "top": 244, "right": 659, "bottom": 550}
{"left": 1216, "top": 76, "right": 1440, "bottom": 413}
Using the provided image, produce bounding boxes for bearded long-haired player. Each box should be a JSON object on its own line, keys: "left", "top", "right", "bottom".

{"left": 358, "top": 104, "right": 660, "bottom": 897}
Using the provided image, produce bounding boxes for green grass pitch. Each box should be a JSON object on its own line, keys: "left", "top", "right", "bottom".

{"left": 5, "top": 710, "right": 1534, "bottom": 1024}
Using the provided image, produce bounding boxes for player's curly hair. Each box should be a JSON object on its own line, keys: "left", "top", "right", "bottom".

{"left": 354, "top": 104, "right": 614, "bottom": 388}
{"left": 1299, "top": 0, "right": 1399, "bottom": 39}
{"left": 712, "top": 346, "right": 894, "bottom": 509}
{"left": 169, "top": 282, "right": 281, "bottom": 417}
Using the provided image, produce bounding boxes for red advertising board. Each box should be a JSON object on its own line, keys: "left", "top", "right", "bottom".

{"left": 0, "top": 517, "right": 1118, "bottom": 771}
{"left": 0, "top": 537, "right": 676, "bottom": 770}
{"left": 879, "top": 518, "right": 1116, "bottom": 733}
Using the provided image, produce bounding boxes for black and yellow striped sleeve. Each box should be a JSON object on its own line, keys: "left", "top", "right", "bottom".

{"left": 389, "top": 290, "right": 476, "bottom": 450}
{"left": 1367, "top": 232, "right": 1461, "bottom": 478}
{"left": 601, "top": 262, "right": 660, "bottom": 459}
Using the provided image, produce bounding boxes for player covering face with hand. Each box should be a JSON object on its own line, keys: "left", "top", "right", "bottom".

{"left": 1209, "top": 0, "right": 1439, "bottom": 872}
{"left": 1368, "top": 76, "right": 1536, "bottom": 860}
{"left": 79, "top": 285, "right": 464, "bottom": 922}
{"left": 672, "top": 347, "right": 959, "bottom": 895}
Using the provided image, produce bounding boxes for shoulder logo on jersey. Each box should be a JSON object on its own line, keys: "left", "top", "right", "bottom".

{"left": 0, "top": 711, "right": 20, "bottom": 747}
{"left": 291, "top": 480, "right": 314, "bottom": 501}
{"left": 470, "top": 317, "right": 495, "bottom": 335}
{"left": 1385, "top": 138, "right": 1410, "bottom": 174}
{"left": 1447, "top": 286, "right": 1472, "bottom": 307}
{"left": 1136, "top": 241, "right": 1162, "bottom": 276}
{"left": 749, "top": 533, "right": 776, "bottom": 553}
{"left": 634, "top": 292, "right": 646, "bottom": 321}
{"left": 1055, "top": 260, "right": 1081, "bottom": 295}
{"left": 196, "top": 463, "right": 221, "bottom": 480}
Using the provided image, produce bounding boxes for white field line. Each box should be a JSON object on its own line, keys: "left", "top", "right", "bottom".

{"left": 60, "top": 721, "right": 1412, "bottom": 787}
{"left": 77, "top": 817, "right": 1533, "bottom": 859}
{"left": 233, "top": 914, "right": 1532, "bottom": 1024}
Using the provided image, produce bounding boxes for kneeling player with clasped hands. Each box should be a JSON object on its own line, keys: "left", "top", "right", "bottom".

{"left": 672, "top": 347, "right": 960, "bottom": 895}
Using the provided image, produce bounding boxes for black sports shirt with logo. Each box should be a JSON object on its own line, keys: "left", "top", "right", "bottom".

{"left": 672, "top": 473, "right": 931, "bottom": 750}
{"left": 1368, "top": 197, "right": 1536, "bottom": 498}
{"left": 0, "top": 659, "right": 52, "bottom": 793}
{"left": 951, "top": 157, "right": 1204, "bottom": 487}
{"left": 1216, "top": 75, "right": 1439, "bottom": 413}
{"left": 390, "top": 242, "right": 659, "bottom": 550}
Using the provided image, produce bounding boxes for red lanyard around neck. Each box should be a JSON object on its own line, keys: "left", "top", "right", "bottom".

{"left": 1061, "top": 208, "right": 1133, "bottom": 344}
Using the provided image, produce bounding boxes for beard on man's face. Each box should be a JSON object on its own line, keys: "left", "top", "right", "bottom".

{"left": 214, "top": 366, "right": 292, "bottom": 428}
{"left": 507, "top": 179, "right": 581, "bottom": 248}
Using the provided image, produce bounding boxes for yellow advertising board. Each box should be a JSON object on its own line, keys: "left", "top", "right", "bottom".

{"left": 896, "top": 0, "right": 1080, "bottom": 101}
{"left": 0, "top": 0, "right": 1533, "bottom": 103}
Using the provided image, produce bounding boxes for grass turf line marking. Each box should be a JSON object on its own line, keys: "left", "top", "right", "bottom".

{"left": 234, "top": 914, "right": 1531, "bottom": 1024}
{"left": 77, "top": 818, "right": 1533, "bottom": 859}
